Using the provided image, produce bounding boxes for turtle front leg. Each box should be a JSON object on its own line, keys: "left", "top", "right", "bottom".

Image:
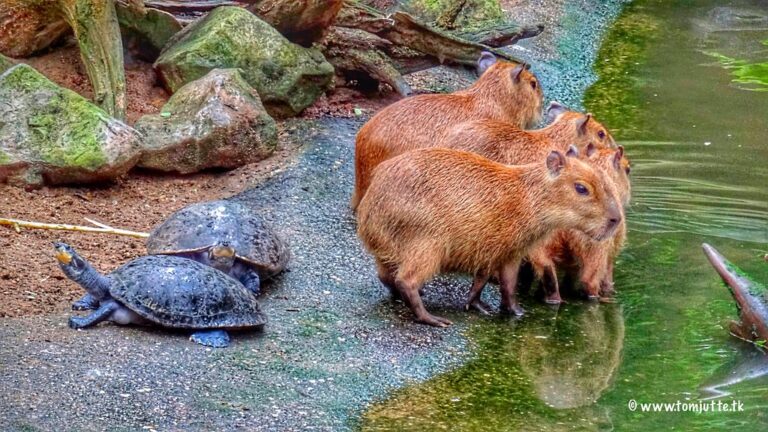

{"left": 239, "top": 269, "right": 262, "bottom": 296}
{"left": 68, "top": 300, "right": 119, "bottom": 329}
{"left": 190, "top": 330, "right": 231, "bottom": 348}
{"left": 72, "top": 293, "right": 100, "bottom": 311}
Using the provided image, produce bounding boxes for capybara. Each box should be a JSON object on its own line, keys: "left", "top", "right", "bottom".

{"left": 351, "top": 52, "right": 544, "bottom": 210}
{"left": 442, "top": 102, "right": 616, "bottom": 160}
{"left": 356, "top": 148, "right": 623, "bottom": 326}
{"left": 528, "top": 146, "right": 631, "bottom": 304}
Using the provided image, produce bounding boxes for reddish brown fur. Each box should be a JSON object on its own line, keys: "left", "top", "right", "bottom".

{"left": 443, "top": 111, "right": 616, "bottom": 162}
{"left": 528, "top": 148, "right": 631, "bottom": 303}
{"left": 356, "top": 148, "right": 622, "bottom": 326}
{"left": 351, "top": 60, "right": 544, "bottom": 210}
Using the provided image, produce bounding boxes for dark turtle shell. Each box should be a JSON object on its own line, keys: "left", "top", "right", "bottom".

{"left": 109, "top": 255, "right": 267, "bottom": 328}
{"left": 146, "top": 200, "right": 289, "bottom": 278}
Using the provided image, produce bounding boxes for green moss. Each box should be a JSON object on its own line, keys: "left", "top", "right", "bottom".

{"left": 156, "top": 7, "right": 333, "bottom": 116}
{"left": 0, "top": 53, "right": 14, "bottom": 73}
{"left": 405, "top": 0, "right": 503, "bottom": 29}
{"left": 704, "top": 47, "right": 768, "bottom": 92}
{"left": 0, "top": 65, "right": 108, "bottom": 169}
{"left": 583, "top": 3, "right": 660, "bottom": 139}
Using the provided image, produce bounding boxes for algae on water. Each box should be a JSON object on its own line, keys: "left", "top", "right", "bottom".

{"left": 704, "top": 43, "right": 768, "bottom": 92}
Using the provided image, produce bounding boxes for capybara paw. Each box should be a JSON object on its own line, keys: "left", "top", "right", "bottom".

{"left": 544, "top": 295, "right": 562, "bottom": 305}
{"left": 598, "top": 296, "right": 616, "bottom": 304}
{"left": 416, "top": 314, "right": 453, "bottom": 327}
{"left": 501, "top": 303, "right": 525, "bottom": 317}
{"left": 466, "top": 299, "right": 493, "bottom": 315}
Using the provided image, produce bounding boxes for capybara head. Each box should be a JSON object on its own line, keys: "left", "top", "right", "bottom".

{"left": 585, "top": 145, "right": 632, "bottom": 208}
{"left": 545, "top": 147, "right": 623, "bottom": 241}
{"left": 546, "top": 102, "right": 616, "bottom": 149}
{"left": 476, "top": 52, "right": 543, "bottom": 128}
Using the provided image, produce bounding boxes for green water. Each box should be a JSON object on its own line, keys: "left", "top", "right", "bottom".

{"left": 361, "top": 0, "right": 768, "bottom": 430}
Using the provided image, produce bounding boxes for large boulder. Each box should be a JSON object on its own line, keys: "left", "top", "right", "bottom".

{"left": 154, "top": 6, "right": 334, "bottom": 117}
{"left": 135, "top": 68, "right": 278, "bottom": 174}
{"left": 0, "top": 64, "right": 142, "bottom": 187}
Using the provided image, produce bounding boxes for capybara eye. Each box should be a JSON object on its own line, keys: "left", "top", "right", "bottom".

{"left": 598, "top": 130, "right": 606, "bottom": 140}
{"left": 626, "top": 166, "right": 631, "bottom": 175}
{"left": 530, "top": 80, "right": 537, "bottom": 90}
{"left": 574, "top": 183, "right": 589, "bottom": 196}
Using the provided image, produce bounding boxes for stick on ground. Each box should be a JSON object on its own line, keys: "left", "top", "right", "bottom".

{"left": 0, "top": 217, "right": 149, "bottom": 238}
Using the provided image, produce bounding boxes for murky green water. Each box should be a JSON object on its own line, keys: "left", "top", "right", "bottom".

{"left": 361, "top": 1, "right": 768, "bottom": 430}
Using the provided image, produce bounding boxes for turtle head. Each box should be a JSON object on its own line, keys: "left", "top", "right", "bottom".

{"left": 208, "top": 242, "right": 236, "bottom": 272}
{"left": 54, "top": 242, "right": 88, "bottom": 276}
{"left": 54, "top": 242, "right": 110, "bottom": 299}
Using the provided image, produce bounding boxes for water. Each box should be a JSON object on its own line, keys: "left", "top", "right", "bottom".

{"left": 361, "top": 0, "right": 768, "bottom": 430}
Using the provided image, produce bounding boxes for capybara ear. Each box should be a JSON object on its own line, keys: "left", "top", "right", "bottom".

{"left": 545, "top": 101, "right": 568, "bottom": 123}
{"left": 566, "top": 145, "right": 579, "bottom": 158}
{"left": 578, "top": 113, "right": 593, "bottom": 135}
{"left": 511, "top": 63, "right": 526, "bottom": 83}
{"left": 613, "top": 145, "right": 625, "bottom": 170}
{"left": 477, "top": 51, "right": 498, "bottom": 75}
{"left": 585, "top": 142, "right": 597, "bottom": 157}
{"left": 546, "top": 150, "right": 567, "bottom": 176}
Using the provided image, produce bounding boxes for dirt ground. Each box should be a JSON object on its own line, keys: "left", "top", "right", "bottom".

{"left": 0, "top": 130, "right": 304, "bottom": 318}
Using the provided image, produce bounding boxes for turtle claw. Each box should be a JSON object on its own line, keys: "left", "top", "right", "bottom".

{"left": 190, "top": 330, "right": 231, "bottom": 348}
{"left": 72, "top": 294, "right": 100, "bottom": 311}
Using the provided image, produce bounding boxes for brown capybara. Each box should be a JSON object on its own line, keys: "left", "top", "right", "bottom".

{"left": 351, "top": 52, "right": 544, "bottom": 210}
{"left": 528, "top": 146, "right": 631, "bottom": 304}
{"left": 442, "top": 102, "right": 616, "bottom": 160}
{"left": 356, "top": 148, "right": 623, "bottom": 327}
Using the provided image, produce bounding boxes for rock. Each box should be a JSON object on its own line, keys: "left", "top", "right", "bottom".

{"left": 154, "top": 6, "right": 334, "bottom": 117}
{"left": 116, "top": 3, "right": 182, "bottom": 60}
{"left": 403, "top": 0, "right": 504, "bottom": 30}
{"left": 0, "top": 54, "right": 14, "bottom": 73}
{"left": 135, "top": 69, "right": 278, "bottom": 174}
{"left": 248, "top": 0, "right": 345, "bottom": 45}
{"left": 0, "top": 65, "right": 142, "bottom": 187}
{"left": 0, "top": 1, "right": 69, "bottom": 58}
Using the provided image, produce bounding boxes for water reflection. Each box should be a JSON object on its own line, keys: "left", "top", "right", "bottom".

{"left": 518, "top": 304, "right": 624, "bottom": 409}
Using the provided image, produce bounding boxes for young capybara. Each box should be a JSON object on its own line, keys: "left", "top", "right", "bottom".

{"left": 528, "top": 146, "right": 631, "bottom": 304}
{"left": 351, "top": 52, "right": 544, "bottom": 210}
{"left": 356, "top": 148, "right": 623, "bottom": 327}
{"left": 441, "top": 102, "right": 616, "bottom": 162}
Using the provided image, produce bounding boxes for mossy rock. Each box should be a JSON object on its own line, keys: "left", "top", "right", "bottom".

{"left": 403, "top": 0, "right": 504, "bottom": 29}
{"left": 116, "top": 4, "right": 182, "bottom": 60}
{"left": 0, "top": 53, "right": 15, "bottom": 73}
{"left": 154, "top": 6, "right": 334, "bottom": 117}
{"left": 135, "top": 68, "right": 278, "bottom": 174}
{"left": 0, "top": 64, "right": 142, "bottom": 187}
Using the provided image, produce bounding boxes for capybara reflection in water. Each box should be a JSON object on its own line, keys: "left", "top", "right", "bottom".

{"left": 356, "top": 148, "right": 622, "bottom": 326}
{"left": 351, "top": 52, "right": 544, "bottom": 210}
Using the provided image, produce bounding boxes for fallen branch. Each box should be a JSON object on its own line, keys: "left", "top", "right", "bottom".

{"left": 0, "top": 217, "right": 149, "bottom": 238}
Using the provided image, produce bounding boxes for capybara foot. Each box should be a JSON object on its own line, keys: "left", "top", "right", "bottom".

{"left": 465, "top": 299, "right": 493, "bottom": 315}
{"left": 544, "top": 294, "right": 563, "bottom": 305}
{"left": 501, "top": 302, "right": 525, "bottom": 316}
{"left": 586, "top": 294, "right": 599, "bottom": 302}
{"left": 598, "top": 296, "right": 616, "bottom": 304}
{"left": 416, "top": 313, "right": 453, "bottom": 327}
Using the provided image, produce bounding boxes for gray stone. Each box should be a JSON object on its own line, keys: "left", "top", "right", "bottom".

{"left": 135, "top": 68, "right": 278, "bottom": 174}
{"left": 0, "top": 65, "right": 142, "bottom": 187}
{"left": 154, "top": 6, "right": 334, "bottom": 117}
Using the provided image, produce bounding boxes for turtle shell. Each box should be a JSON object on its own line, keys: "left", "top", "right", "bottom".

{"left": 146, "top": 200, "right": 289, "bottom": 277}
{"left": 109, "top": 255, "right": 267, "bottom": 328}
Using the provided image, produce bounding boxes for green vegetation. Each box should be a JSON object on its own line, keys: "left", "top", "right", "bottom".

{"left": 704, "top": 44, "right": 768, "bottom": 92}
{"left": 583, "top": 3, "right": 660, "bottom": 139}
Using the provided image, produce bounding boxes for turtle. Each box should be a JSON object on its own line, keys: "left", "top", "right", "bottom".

{"left": 72, "top": 200, "right": 290, "bottom": 311}
{"left": 56, "top": 242, "right": 266, "bottom": 348}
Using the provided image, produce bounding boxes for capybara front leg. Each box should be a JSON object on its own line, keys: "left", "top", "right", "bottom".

{"left": 498, "top": 259, "right": 525, "bottom": 316}
{"left": 465, "top": 272, "right": 492, "bottom": 314}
